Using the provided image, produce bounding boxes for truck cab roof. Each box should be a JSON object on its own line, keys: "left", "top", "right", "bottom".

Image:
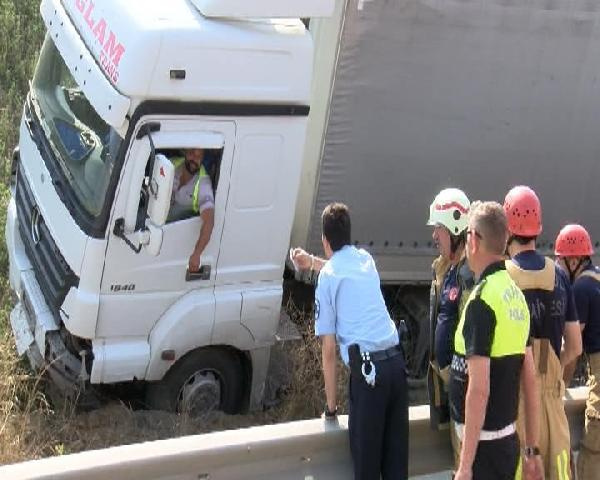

{"left": 58, "top": 0, "right": 314, "bottom": 106}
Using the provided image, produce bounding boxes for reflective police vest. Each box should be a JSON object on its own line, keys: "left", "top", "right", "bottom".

{"left": 172, "top": 157, "right": 209, "bottom": 214}
{"left": 455, "top": 269, "right": 529, "bottom": 360}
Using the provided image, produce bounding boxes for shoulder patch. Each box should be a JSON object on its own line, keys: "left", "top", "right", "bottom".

{"left": 448, "top": 287, "right": 459, "bottom": 302}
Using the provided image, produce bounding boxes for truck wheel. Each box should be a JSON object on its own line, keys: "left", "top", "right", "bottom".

{"left": 386, "top": 287, "right": 430, "bottom": 380}
{"left": 146, "top": 348, "right": 244, "bottom": 416}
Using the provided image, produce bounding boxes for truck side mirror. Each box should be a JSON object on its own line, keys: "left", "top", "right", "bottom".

{"left": 146, "top": 154, "right": 174, "bottom": 226}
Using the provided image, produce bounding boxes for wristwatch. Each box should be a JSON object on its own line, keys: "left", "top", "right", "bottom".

{"left": 524, "top": 446, "right": 541, "bottom": 458}
{"left": 324, "top": 405, "right": 338, "bottom": 418}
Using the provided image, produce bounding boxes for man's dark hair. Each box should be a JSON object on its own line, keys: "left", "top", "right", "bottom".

{"left": 510, "top": 235, "right": 537, "bottom": 245}
{"left": 322, "top": 202, "right": 351, "bottom": 252}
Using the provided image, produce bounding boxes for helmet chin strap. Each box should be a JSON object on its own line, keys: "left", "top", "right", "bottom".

{"left": 450, "top": 231, "right": 465, "bottom": 257}
{"left": 566, "top": 257, "right": 589, "bottom": 283}
{"left": 505, "top": 235, "right": 515, "bottom": 257}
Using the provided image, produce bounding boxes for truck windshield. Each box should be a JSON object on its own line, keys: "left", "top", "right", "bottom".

{"left": 31, "top": 35, "right": 122, "bottom": 217}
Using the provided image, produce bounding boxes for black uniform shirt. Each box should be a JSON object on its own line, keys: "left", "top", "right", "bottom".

{"left": 573, "top": 263, "right": 600, "bottom": 355}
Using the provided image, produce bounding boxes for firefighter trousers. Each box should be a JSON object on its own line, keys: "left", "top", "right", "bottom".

{"left": 517, "top": 339, "right": 571, "bottom": 480}
{"left": 429, "top": 361, "right": 461, "bottom": 467}
{"left": 577, "top": 352, "right": 600, "bottom": 480}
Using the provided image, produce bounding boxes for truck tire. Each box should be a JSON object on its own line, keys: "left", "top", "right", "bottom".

{"left": 385, "top": 287, "right": 430, "bottom": 380}
{"left": 145, "top": 348, "right": 244, "bottom": 416}
{"left": 400, "top": 290, "right": 430, "bottom": 380}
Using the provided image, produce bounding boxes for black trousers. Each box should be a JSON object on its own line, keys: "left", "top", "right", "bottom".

{"left": 348, "top": 354, "right": 409, "bottom": 480}
{"left": 471, "top": 433, "right": 520, "bottom": 480}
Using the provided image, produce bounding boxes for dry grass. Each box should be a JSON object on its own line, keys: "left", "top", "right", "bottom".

{"left": 0, "top": 298, "right": 353, "bottom": 465}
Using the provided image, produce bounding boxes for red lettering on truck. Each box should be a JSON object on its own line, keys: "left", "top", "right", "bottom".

{"left": 83, "top": 1, "right": 95, "bottom": 29}
{"left": 72, "top": 0, "right": 126, "bottom": 83}
{"left": 92, "top": 19, "right": 106, "bottom": 45}
{"left": 103, "top": 32, "right": 125, "bottom": 68}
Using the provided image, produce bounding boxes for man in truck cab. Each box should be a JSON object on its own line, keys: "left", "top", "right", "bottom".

{"left": 426, "top": 188, "right": 473, "bottom": 463}
{"left": 554, "top": 224, "right": 600, "bottom": 480}
{"left": 503, "top": 185, "right": 582, "bottom": 480}
{"left": 169, "top": 148, "right": 215, "bottom": 272}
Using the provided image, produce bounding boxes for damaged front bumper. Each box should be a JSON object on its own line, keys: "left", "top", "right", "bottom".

{"left": 6, "top": 197, "right": 86, "bottom": 398}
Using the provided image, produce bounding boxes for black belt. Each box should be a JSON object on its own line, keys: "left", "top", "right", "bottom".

{"left": 368, "top": 345, "right": 402, "bottom": 362}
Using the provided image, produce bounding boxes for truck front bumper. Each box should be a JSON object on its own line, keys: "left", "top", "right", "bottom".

{"left": 6, "top": 198, "right": 84, "bottom": 396}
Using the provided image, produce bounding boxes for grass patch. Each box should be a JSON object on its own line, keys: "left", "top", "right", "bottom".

{"left": 0, "top": 297, "right": 348, "bottom": 465}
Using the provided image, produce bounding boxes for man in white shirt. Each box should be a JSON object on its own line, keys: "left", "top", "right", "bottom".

{"left": 292, "top": 203, "right": 408, "bottom": 479}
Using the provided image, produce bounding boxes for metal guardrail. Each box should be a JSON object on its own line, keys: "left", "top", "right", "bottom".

{"left": 0, "top": 388, "right": 588, "bottom": 480}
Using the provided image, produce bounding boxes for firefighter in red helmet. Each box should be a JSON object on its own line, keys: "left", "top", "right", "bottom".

{"left": 504, "top": 186, "right": 582, "bottom": 480}
{"left": 555, "top": 224, "right": 600, "bottom": 480}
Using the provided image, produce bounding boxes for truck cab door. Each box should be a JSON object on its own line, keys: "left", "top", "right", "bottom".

{"left": 97, "top": 120, "right": 236, "bottom": 348}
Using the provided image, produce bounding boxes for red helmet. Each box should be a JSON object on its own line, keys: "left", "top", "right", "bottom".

{"left": 555, "top": 224, "right": 594, "bottom": 257}
{"left": 503, "top": 186, "right": 542, "bottom": 236}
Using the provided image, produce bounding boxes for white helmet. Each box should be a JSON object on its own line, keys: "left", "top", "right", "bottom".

{"left": 427, "top": 188, "right": 470, "bottom": 235}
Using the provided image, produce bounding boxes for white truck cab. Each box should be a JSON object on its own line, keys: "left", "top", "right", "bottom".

{"left": 6, "top": 0, "right": 333, "bottom": 413}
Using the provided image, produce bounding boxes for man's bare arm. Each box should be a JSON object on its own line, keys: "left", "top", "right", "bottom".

{"left": 291, "top": 248, "right": 326, "bottom": 273}
{"left": 561, "top": 321, "right": 582, "bottom": 369}
{"left": 321, "top": 334, "right": 337, "bottom": 412}
{"left": 189, "top": 208, "right": 215, "bottom": 272}
{"left": 563, "top": 323, "right": 585, "bottom": 386}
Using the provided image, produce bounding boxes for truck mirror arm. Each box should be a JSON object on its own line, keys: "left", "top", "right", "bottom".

{"left": 135, "top": 122, "right": 161, "bottom": 231}
{"left": 113, "top": 218, "right": 143, "bottom": 254}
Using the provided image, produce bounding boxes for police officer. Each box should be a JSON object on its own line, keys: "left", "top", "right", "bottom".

{"left": 291, "top": 202, "right": 408, "bottom": 480}
{"left": 503, "top": 186, "right": 582, "bottom": 480}
{"left": 169, "top": 148, "right": 215, "bottom": 272}
{"left": 426, "top": 188, "right": 473, "bottom": 464}
{"left": 554, "top": 224, "right": 600, "bottom": 480}
{"left": 450, "top": 201, "right": 541, "bottom": 480}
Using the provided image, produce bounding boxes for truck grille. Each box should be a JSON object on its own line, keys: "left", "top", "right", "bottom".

{"left": 15, "top": 164, "right": 78, "bottom": 314}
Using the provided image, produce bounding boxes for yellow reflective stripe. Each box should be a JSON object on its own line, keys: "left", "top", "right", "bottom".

{"left": 192, "top": 178, "right": 200, "bottom": 214}
{"left": 556, "top": 449, "right": 570, "bottom": 480}
{"left": 191, "top": 165, "right": 207, "bottom": 214}
{"left": 563, "top": 449, "right": 570, "bottom": 480}
{"left": 514, "top": 454, "right": 522, "bottom": 480}
{"left": 556, "top": 451, "right": 563, "bottom": 480}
